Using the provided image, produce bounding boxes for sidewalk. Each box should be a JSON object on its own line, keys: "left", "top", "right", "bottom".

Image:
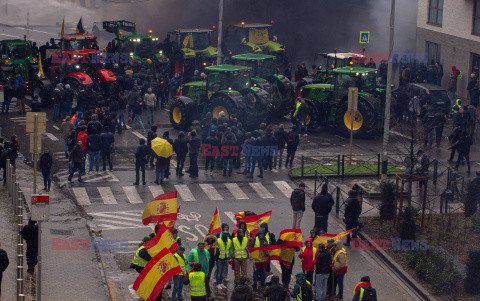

{"left": 0, "top": 159, "right": 109, "bottom": 301}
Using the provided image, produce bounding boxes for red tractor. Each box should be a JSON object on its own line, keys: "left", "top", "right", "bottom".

{"left": 35, "top": 33, "right": 117, "bottom": 106}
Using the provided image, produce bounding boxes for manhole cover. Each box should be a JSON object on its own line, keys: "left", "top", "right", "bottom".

{"left": 50, "top": 229, "right": 73, "bottom": 236}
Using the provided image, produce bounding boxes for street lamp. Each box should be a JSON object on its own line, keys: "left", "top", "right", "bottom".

{"left": 217, "top": 0, "right": 223, "bottom": 65}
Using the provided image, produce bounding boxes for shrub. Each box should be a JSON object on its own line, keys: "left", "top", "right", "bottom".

{"left": 464, "top": 180, "right": 478, "bottom": 217}
{"left": 464, "top": 250, "right": 480, "bottom": 294}
{"left": 400, "top": 206, "right": 420, "bottom": 241}
{"left": 379, "top": 181, "right": 395, "bottom": 221}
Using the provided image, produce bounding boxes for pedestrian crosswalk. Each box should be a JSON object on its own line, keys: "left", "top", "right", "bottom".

{"left": 54, "top": 169, "right": 120, "bottom": 185}
{"left": 66, "top": 180, "right": 294, "bottom": 206}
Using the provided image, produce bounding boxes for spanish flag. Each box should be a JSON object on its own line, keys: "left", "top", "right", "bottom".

{"left": 208, "top": 208, "right": 221, "bottom": 235}
{"left": 144, "top": 224, "right": 178, "bottom": 256}
{"left": 279, "top": 229, "right": 303, "bottom": 248}
{"left": 248, "top": 244, "right": 296, "bottom": 269}
{"left": 133, "top": 248, "right": 183, "bottom": 301}
{"left": 159, "top": 220, "right": 176, "bottom": 232}
{"left": 142, "top": 191, "right": 179, "bottom": 225}
{"left": 238, "top": 211, "right": 272, "bottom": 237}
{"left": 312, "top": 229, "right": 355, "bottom": 249}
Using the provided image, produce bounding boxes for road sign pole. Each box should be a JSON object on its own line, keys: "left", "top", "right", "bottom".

{"left": 217, "top": 0, "right": 224, "bottom": 65}
{"left": 382, "top": 0, "right": 395, "bottom": 181}
{"left": 33, "top": 114, "right": 37, "bottom": 194}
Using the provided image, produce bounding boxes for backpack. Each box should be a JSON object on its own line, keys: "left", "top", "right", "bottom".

{"left": 299, "top": 280, "right": 313, "bottom": 301}
{"left": 234, "top": 291, "right": 246, "bottom": 301}
{"left": 358, "top": 287, "right": 376, "bottom": 301}
{"left": 287, "top": 132, "right": 296, "bottom": 145}
{"left": 267, "top": 285, "right": 286, "bottom": 301}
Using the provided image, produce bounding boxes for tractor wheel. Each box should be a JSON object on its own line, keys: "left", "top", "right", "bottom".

{"left": 208, "top": 94, "right": 237, "bottom": 120}
{"left": 169, "top": 100, "right": 192, "bottom": 130}
{"left": 290, "top": 99, "right": 319, "bottom": 129}
{"left": 335, "top": 98, "right": 377, "bottom": 138}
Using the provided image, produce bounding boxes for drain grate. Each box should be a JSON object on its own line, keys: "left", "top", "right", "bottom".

{"left": 49, "top": 229, "right": 73, "bottom": 236}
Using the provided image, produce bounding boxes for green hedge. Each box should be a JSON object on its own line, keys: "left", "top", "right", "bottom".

{"left": 407, "top": 249, "right": 460, "bottom": 295}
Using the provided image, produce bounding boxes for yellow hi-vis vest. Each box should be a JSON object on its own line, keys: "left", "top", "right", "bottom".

{"left": 174, "top": 252, "right": 187, "bottom": 273}
{"left": 132, "top": 246, "right": 148, "bottom": 268}
{"left": 217, "top": 237, "right": 232, "bottom": 259}
{"left": 189, "top": 271, "right": 206, "bottom": 296}
{"left": 293, "top": 100, "right": 301, "bottom": 118}
{"left": 333, "top": 248, "right": 348, "bottom": 274}
{"left": 295, "top": 280, "right": 311, "bottom": 301}
{"left": 300, "top": 246, "right": 317, "bottom": 265}
{"left": 232, "top": 237, "right": 248, "bottom": 259}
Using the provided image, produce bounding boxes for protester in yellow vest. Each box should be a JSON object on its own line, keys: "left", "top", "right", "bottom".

{"left": 216, "top": 231, "right": 232, "bottom": 290}
{"left": 188, "top": 263, "right": 207, "bottom": 301}
{"left": 172, "top": 246, "right": 187, "bottom": 301}
{"left": 172, "top": 228, "right": 182, "bottom": 246}
{"left": 249, "top": 229, "right": 269, "bottom": 291}
{"left": 231, "top": 228, "right": 249, "bottom": 285}
{"left": 290, "top": 272, "right": 313, "bottom": 301}
{"left": 130, "top": 236, "right": 152, "bottom": 273}
{"left": 299, "top": 238, "right": 317, "bottom": 284}
{"left": 353, "top": 276, "right": 377, "bottom": 301}
{"left": 332, "top": 240, "right": 348, "bottom": 300}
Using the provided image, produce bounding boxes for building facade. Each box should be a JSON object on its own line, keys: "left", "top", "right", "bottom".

{"left": 416, "top": 0, "right": 480, "bottom": 99}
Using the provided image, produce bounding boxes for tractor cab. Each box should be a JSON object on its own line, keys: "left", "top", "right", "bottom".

{"left": 332, "top": 67, "right": 378, "bottom": 101}
{"left": 0, "top": 39, "right": 39, "bottom": 90}
{"left": 230, "top": 53, "right": 276, "bottom": 79}
{"left": 61, "top": 34, "right": 99, "bottom": 51}
{"left": 205, "top": 64, "right": 251, "bottom": 94}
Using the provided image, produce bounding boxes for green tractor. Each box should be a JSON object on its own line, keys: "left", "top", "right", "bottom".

{"left": 295, "top": 67, "right": 384, "bottom": 137}
{"left": 159, "top": 28, "right": 217, "bottom": 81}
{"left": 0, "top": 39, "right": 39, "bottom": 91}
{"left": 169, "top": 64, "right": 271, "bottom": 131}
{"left": 223, "top": 23, "right": 288, "bottom": 69}
{"left": 230, "top": 53, "right": 294, "bottom": 117}
{"left": 102, "top": 20, "right": 169, "bottom": 74}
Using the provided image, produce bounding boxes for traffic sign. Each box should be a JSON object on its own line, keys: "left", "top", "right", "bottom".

{"left": 348, "top": 87, "right": 359, "bottom": 111}
{"left": 26, "top": 112, "right": 47, "bottom": 133}
{"left": 31, "top": 194, "right": 50, "bottom": 221}
{"left": 360, "top": 31, "right": 370, "bottom": 44}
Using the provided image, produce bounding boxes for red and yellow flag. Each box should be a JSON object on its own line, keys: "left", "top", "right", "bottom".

{"left": 159, "top": 220, "right": 176, "bottom": 232}
{"left": 279, "top": 229, "right": 303, "bottom": 248}
{"left": 208, "top": 208, "right": 221, "bottom": 235}
{"left": 238, "top": 211, "right": 272, "bottom": 237}
{"left": 144, "top": 224, "right": 178, "bottom": 256}
{"left": 133, "top": 248, "right": 183, "bottom": 301}
{"left": 312, "top": 229, "right": 355, "bottom": 249}
{"left": 142, "top": 191, "right": 178, "bottom": 225}
{"left": 248, "top": 244, "right": 296, "bottom": 269}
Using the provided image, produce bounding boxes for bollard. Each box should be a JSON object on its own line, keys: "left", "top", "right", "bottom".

{"left": 377, "top": 154, "right": 381, "bottom": 178}
{"left": 301, "top": 156, "right": 304, "bottom": 177}
{"left": 314, "top": 170, "right": 318, "bottom": 196}
{"left": 337, "top": 155, "right": 341, "bottom": 176}
{"left": 336, "top": 186, "right": 340, "bottom": 216}
{"left": 341, "top": 155, "right": 345, "bottom": 179}
{"left": 6, "top": 159, "right": 10, "bottom": 190}
{"left": 11, "top": 173, "right": 16, "bottom": 204}
{"left": 433, "top": 159, "right": 438, "bottom": 186}
{"left": 14, "top": 183, "right": 19, "bottom": 215}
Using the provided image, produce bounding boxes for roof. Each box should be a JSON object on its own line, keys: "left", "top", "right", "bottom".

{"left": 123, "top": 34, "right": 159, "bottom": 40}
{"left": 0, "top": 39, "right": 30, "bottom": 45}
{"left": 206, "top": 64, "right": 252, "bottom": 72}
{"left": 333, "top": 67, "right": 377, "bottom": 75}
{"left": 327, "top": 52, "right": 365, "bottom": 59}
{"left": 234, "top": 23, "right": 272, "bottom": 28}
{"left": 407, "top": 83, "right": 445, "bottom": 91}
{"left": 174, "top": 29, "right": 212, "bottom": 33}
{"left": 231, "top": 53, "right": 275, "bottom": 61}
{"left": 62, "top": 34, "right": 97, "bottom": 40}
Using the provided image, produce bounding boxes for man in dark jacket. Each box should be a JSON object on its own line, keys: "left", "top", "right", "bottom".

{"left": 467, "top": 73, "right": 479, "bottom": 107}
{"left": 274, "top": 124, "right": 287, "bottom": 169}
{"left": 76, "top": 87, "right": 88, "bottom": 113}
{"left": 86, "top": 114, "right": 103, "bottom": 135}
{"left": 39, "top": 148, "right": 53, "bottom": 191}
{"left": 352, "top": 276, "right": 377, "bottom": 301}
{"left": 87, "top": 130, "right": 102, "bottom": 173}
{"left": 146, "top": 125, "right": 158, "bottom": 167}
{"left": 134, "top": 139, "right": 148, "bottom": 185}
{"left": 231, "top": 276, "right": 253, "bottom": 301}
{"left": 286, "top": 127, "right": 299, "bottom": 168}
{"left": 187, "top": 130, "right": 201, "bottom": 178}
{"left": 68, "top": 140, "right": 84, "bottom": 183}
{"left": 247, "top": 131, "right": 264, "bottom": 178}
{"left": 100, "top": 129, "right": 115, "bottom": 172}
{"left": 0, "top": 240, "right": 9, "bottom": 297}
{"left": 312, "top": 184, "right": 334, "bottom": 233}
{"left": 344, "top": 190, "right": 361, "bottom": 246}
{"left": 63, "top": 84, "right": 74, "bottom": 118}
{"left": 221, "top": 128, "right": 237, "bottom": 177}
{"left": 263, "top": 275, "right": 287, "bottom": 301}
{"left": 20, "top": 218, "right": 38, "bottom": 274}
{"left": 15, "top": 79, "right": 27, "bottom": 114}
{"left": 290, "top": 183, "right": 306, "bottom": 229}
{"left": 454, "top": 131, "right": 473, "bottom": 174}
{"left": 315, "top": 243, "right": 332, "bottom": 301}
{"left": 173, "top": 131, "right": 188, "bottom": 176}
{"left": 51, "top": 84, "right": 63, "bottom": 121}
{"left": 262, "top": 128, "right": 276, "bottom": 171}
{"left": 131, "top": 99, "right": 146, "bottom": 132}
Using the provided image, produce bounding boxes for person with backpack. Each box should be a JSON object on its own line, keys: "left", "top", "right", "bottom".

{"left": 230, "top": 276, "right": 253, "bottom": 301}
{"left": 263, "top": 275, "right": 287, "bottom": 301}
{"left": 352, "top": 276, "right": 377, "bottom": 301}
{"left": 312, "top": 184, "right": 335, "bottom": 234}
{"left": 290, "top": 272, "right": 313, "bottom": 301}
{"left": 315, "top": 243, "right": 332, "bottom": 301}
{"left": 286, "top": 127, "right": 299, "bottom": 168}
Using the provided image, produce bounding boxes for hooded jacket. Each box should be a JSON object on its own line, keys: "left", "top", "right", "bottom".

{"left": 290, "top": 274, "right": 307, "bottom": 298}
{"left": 20, "top": 219, "right": 38, "bottom": 254}
{"left": 230, "top": 282, "right": 254, "bottom": 301}
{"left": 299, "top": 238, "right": 316, "bottom": 271}
{"left": 232, "top": 220, "right": 250, "bottom": 239}
{"left": 173, "top": 134, "right": 189, "bottom": 157}
{"left": 61, "top": 119, "right": 74, "bottom": 139}
{"left": 263, "top": 276, "right": 287, "bottom": 301}
{"left": 344, "top": 190, "right": 361, "bottom": 220}
{"left": 290, "top": 188, "right": 306, "bottom": 211}
{"left": 204, "top": 234, "right": 219, "bottom": 264}
{"left": 311, "top": 186, "right": 334, "bottom": 216}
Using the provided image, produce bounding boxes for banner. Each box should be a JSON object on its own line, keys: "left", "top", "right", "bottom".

{"left": 312, "top": 229, "right": 355, "bottom": 249}
{"left": 142, "top": 191, "right": 178, "bottom": 225}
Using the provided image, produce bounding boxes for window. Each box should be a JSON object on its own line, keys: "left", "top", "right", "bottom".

{"left": 426, "top": 41, "right": 441, "bottom": 65}
{"left": 428, "top": 0, "right": 443, "bottom": 26}
{"left": 472, "top": 53, "right": 480, "bottom": 76}
{"left": 474, "top": 0, "right": 480, "bottom": 35}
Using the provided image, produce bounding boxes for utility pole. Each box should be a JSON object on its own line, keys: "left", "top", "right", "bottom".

{"left": 381, "top": 0, "right": 395, "bottom": 181}
{"left": 217, "top": 0, "right": 224, "bottom": 65}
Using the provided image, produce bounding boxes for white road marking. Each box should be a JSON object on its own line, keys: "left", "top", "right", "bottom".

{"left": 174, "top": 184, "right": 195, "bottom": 202}
{"left": 249, "top": 182, "right": 274, "bottom": 199}
{"left": 83, "top": 172, "right": 119, "bottom": 183}
{"left": 14, "top": 26, "right": 57, "bottom": 35}
{"left": 225, "top": 183, "right": 248, "bottom": 199}
{"left": 44, "top": 133, "right": 59, "bottom": 141}
{"left": 131, "top": 130, "right": 146, "bottom": 140}
{"left": 97, "top": 187, "right": 118, "bottom": 205}
{"left": 391, "top": 131, "right": 412, "bottom": 140}
{"left": 199, "top": 183, "right": 223, "bottom": 201}
{"left": 271, "top": 261, "right": 282, "bottom": 273}
{"left": 53, "top": 125, "right": 60, "bottom": 130}
{"left": 273, "top": 181, "right": 293, "bottom": 198}
{"left": 90, "top": 212, "right": 142, "bottom": 223}
{"left": 123, "top": 186, "right": 143, "bottom": 204}
{"left": 72, "top": 187, "right": 91, "bottom": 205}
{"left": 95, "top": 218, "right": 140, "bottom": 228}
{"left": 224, "top": 212, "right": 237, "bottom": 224}
{"left": 10, "top": 117, "right": 26, "bottom": 120}
{"left": 148, "top": 185, "right": 164, "bottom": 199}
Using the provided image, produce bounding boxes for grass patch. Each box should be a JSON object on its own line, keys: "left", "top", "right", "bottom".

{"left": 291, "top": 163, "right": 404, "bottom": 176}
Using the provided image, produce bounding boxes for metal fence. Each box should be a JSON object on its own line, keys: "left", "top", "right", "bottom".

{"left": 5, "top": 159, "right": 26, "bottom": 301}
